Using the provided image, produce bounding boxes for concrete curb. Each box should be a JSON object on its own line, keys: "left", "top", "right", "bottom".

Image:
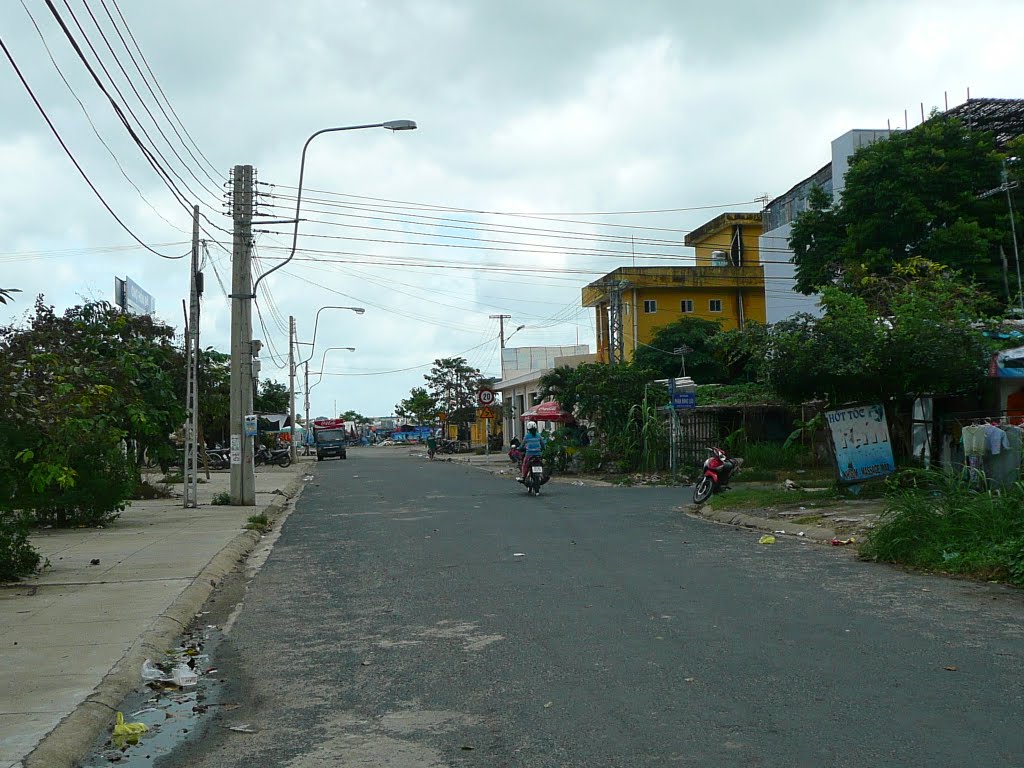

{"left": 23, "top": 467, "right": 311, "bottom": 768}
{"left": 686, "top": 503, "right": 839, "bottom": 543}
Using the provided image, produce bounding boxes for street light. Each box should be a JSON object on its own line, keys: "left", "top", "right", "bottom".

{"left": 233, "top": 120, "right": 414, "bottom": 501}
{"left": 252, "top": 120, "right": 416, "bottom": 296}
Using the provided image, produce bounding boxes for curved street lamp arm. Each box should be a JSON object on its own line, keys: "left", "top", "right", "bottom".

{"left": 251, "top": 120, "right": 416, "bottom": 297}
{"left": 307, "top": 346, "right": 356, "bottom": 393}
{"left": 298, "top": 306, "right": 365, "bottom": 366}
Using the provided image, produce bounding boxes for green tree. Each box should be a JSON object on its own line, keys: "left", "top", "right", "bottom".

{"left": 0, "top": 288, "right": 20, "bottom": 305}
{"left": 424, "top": 357, "right": 482, "bottom": 425}
{"left": 539, "top": 362, "right": 664, "bottom": 470}
{"left": 761, "top": 266, "right": 990, "bottom": 407}
{"left": 633, "top": 317, "right": 729, "bottom": 383}
{"left": 395, "top": 387, "right": 437, "bottom": 425}
{"left": 791, "top": 115, "right": 1011, "bottom": 309}
{"left": 0, "top": 298, "right": 184, "bottom": 526}
{"left": 197, "top": 349, "right": 231, "bottom": 446}
{"left": 254, "top": 380, "right": 289, "bottom": 413}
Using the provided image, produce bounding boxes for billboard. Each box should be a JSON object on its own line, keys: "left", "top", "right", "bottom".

{"left": 826, "top": 404, "right": 895, "bottom": 483}
{"left": 114, "top": 276, "right": 155, "bottom": 315}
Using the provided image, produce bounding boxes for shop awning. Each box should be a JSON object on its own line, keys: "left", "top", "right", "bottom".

{"left": 520, "top": 400, "right": 574, "bottom": 423}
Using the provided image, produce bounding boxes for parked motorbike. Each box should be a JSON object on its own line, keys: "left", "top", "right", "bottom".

{"left": 522, "top": 455, "right": 548, "bottom": 496}
{"left": 692, "top": 447, "right": 743, "bottom": 504}
{"left": 255, "top": 444, "right": 292, "bottom": 467}
{"left": 508, "top": 445, "right": 524, "bottom": 465}
{"left": 206, "top": 447, "right": 230, "bottom": 470}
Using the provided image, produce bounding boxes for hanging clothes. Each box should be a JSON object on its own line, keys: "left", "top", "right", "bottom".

{"left": 961, "top": 424, "right": 987, "bottom": 458}
{"left": 989, "top": 424, "right": 1023, "bottom": 489}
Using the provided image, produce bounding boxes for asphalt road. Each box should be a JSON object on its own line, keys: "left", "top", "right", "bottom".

{"left": 158, "top": 448, "right": 1024, "bottom": 768}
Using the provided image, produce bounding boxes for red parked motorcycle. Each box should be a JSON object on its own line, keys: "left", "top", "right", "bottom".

{"left": 692, "top": 447, "right": 743, "bottom": 504}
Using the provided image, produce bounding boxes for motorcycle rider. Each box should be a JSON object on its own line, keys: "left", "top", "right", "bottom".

{"left": 517, "top": 421, "right": 546, "bottom": 483}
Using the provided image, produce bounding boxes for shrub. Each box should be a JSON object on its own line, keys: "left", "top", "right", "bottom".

{"left": 861, "top": 469, "right": 1024, "bottom": 586}
{"left": 0, "top": 513, "right": 41, "bottom": 582}
{"left": 577, "top": 446, "right": 603, "bottom": 473}
{"left": 211, "top": 492, "right": 232, "bottom": 506}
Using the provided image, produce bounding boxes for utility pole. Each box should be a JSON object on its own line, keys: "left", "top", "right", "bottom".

{"left": 288, "top": 315, "right": 297, "bottom": 462}
{"left": 980, "top": 159, "right": 1023, "bottom": 314}
{"left": 229, "top": 165, "right": 256, "bottom": 505}
{"left": 304, "top": 361, "right": 311, "bottom": 456}
{"left": 608, "top": 282, "right": 625, "bottom": 364}
{"left": 184, "top": 205, "right": 201, "bottom": 508}
{"left": 490, "top": 314, "right": 512, "bottom": 348}
{"left": 674, "top": 345, "right": 692, "bottom": 378}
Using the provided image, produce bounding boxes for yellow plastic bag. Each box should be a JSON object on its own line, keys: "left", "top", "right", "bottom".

{"left": 758, "top": 535, "right": 776, "bottom": 545}
{"left": 112, "top": 711, "right": 148, "bottom": 748}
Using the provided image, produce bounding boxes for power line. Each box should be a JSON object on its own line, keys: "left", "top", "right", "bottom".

{"left": 99, "top": 0, "right": 224, "bottom": 185}
{"left": 259, "top": 183, "right": 759, "bottom": 230}
{"left": 78, "top": 0, "right": 224, "bottom": 198}
{"left": 0, "top": 32, "right": 186, "bottom": 260}
{"left": 19, "top": 0, "right": 188, "bottom": 235}
{"left": 105, "top": 0, "right": 222, "bottom": 179}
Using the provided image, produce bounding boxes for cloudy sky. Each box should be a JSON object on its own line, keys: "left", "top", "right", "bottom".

{"left": 2, "top": 0, "right": 1023, "bottom": 418}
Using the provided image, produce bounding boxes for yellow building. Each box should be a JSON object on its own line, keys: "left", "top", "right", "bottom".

{"left": 582, "top": 212, "right": 766, "bottom": 363}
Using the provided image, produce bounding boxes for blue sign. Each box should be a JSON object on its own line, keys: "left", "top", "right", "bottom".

{"left": 115, "top": 276, "right": 155, "bottom": 315}
{"left": 671, "top": 392, "right": 696, "bottom": 410}
{"left": 826, "top": 404, "right": 895, "bottom": 483}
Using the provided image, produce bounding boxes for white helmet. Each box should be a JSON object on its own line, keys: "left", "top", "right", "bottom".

{"left": 526, "top": 420, "right": 538, "bottom": 431}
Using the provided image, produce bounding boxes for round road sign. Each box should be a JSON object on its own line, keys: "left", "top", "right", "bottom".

{"left": 478, "top": 388, "right": 496, "bottom": 406}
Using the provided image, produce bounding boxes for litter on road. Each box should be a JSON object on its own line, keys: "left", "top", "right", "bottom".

{"left": 758, "top": 535, "right": 776, "bottom": 545}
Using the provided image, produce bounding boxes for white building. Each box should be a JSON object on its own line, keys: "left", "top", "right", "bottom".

{"left": 493, "top": 345, "right": 593, "bottom": 444}
{"left": 760, "top": 128, "right": 891, "bottom": 324}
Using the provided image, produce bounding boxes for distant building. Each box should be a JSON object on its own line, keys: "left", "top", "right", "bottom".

{"left": 760, "top": 129, "right": 890, "bottom": 324}
{"left": 761, "top": 97, "right": 1024, "bottom": 323}
{"left": 493, "top": 345, "right": 593, "bottom": 443}
{"left": 582, "top": 212, "right": 765, "bottom": 363}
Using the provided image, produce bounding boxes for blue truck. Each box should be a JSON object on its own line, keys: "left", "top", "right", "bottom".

{"left": 314, "top": 425, "right": 348, "bottom": 461}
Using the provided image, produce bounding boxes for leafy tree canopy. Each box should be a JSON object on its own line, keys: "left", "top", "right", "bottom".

{"left": 790, "top": 115, "right": 1013, "bottom": 311}
{"left": 424, "top": 357, "right": 483, "bottom": 423}
{"left": 761, "top": 265, "right": 991, "bottom": 405}
{"left": 254, "top": 379, "right": 289, "bottom": 414}
{"left": 0, "top": 298, "right": 184, "bottom": 524}
{"left": 395, "top": 387, "right": 437, "bottom": 425}
{"left": 632, "top": 317, "right": 729, "bottom": 383}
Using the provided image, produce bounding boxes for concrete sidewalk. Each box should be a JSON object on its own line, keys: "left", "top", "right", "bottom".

{"left": 0, "top": 460, "right": 312, "bottom": 768}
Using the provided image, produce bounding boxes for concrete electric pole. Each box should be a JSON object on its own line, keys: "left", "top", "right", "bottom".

{"left": 490, "top": 314, "right": 512, "bottom": 348}
{"left": 289, "top": 315, "right": 297, "bottom": 462}
{"left": 184, "top": 205, "right": 201, "bottom": 508}
{"left": 229, "top": 165, "right": 256, "bottom": 505}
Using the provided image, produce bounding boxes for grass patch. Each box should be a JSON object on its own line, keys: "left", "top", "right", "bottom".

{"left": 211, "top": 491, "right": 232, "bottom": 506}
{"left": 708, "top": 487, "right": 844, "bottom": 512}
{"left": 791, "top": 514, "right": 825, "bottom": 526}
{"left": 861, "top": 469, "right": 1024, "bottom": 586}
{"left": 245, "top": 513, "right": 271, "bottom": 533}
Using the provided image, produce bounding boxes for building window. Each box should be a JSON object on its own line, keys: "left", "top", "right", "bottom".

{"left": 709, "top": 299, "right": 723, "bottom": 312}
{"left": 643, "top": 300, "right": 657, "bottom": 314}
{"left": 680, "top": 300, "right": 694, "bottom": 313}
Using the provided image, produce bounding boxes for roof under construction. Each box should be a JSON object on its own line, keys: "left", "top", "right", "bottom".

{"left": 942, "top": 98, "right": 1024, "bottom": 146}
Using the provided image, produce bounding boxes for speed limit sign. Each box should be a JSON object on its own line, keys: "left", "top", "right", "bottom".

{"left": 477, "top": 388, "right": 496, "bottom": 406}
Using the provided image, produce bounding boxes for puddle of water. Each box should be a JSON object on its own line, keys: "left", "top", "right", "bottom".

{"left": 80, "top": 627, "right": 229, "bottom": 767}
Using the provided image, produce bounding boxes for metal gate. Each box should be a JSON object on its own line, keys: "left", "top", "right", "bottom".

{"left": 672, "top": 409, "right": 720, "bottom": 470}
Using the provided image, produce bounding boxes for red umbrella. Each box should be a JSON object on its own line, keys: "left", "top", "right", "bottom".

{"left": 520, "top": 400, "right": 574, "bottom": 423}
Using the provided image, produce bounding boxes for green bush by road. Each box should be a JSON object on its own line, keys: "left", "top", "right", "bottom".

{"left": 861, "top": 470, "right": 1024, "bottom": 586}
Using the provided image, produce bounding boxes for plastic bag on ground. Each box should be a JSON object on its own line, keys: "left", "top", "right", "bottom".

{"left": 112, "top": 711, "right": 148, "bottom": 748}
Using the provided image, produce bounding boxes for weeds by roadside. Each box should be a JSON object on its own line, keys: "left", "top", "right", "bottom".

{"left": 861, "top": 469, "right": 1024, "bottom": 587}
{"left": 245, "top": 513, "right": 271, "bottom": 533}
{"left": 211, "top": 492, "right": 231, "bottom": 506}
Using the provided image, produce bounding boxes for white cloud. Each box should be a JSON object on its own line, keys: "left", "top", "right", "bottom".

{"left": 3, "top": 0, "right": 1024, "bottom": 414}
